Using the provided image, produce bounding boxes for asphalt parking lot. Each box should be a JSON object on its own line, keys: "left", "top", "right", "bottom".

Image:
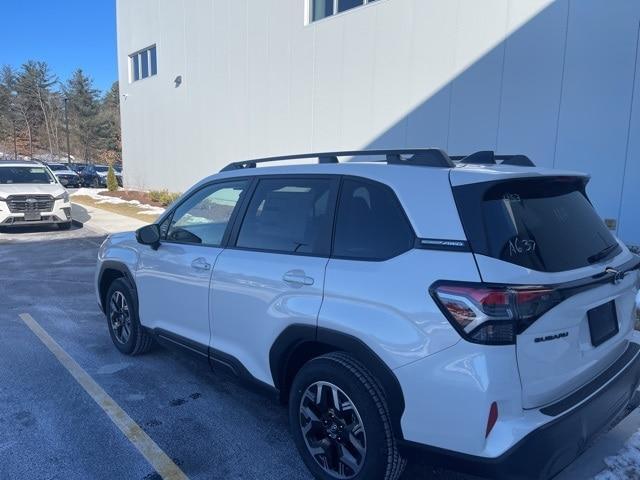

{"left": 0, "top": 224, "right": 477, "bottom": 480}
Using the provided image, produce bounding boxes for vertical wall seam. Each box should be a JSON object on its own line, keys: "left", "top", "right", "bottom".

{"left": 616, "top": 19, "right": 640, "bottom": 237}
{"left": 446, "top": 0, "right": 461, "bottom": 152}
{"left": 494, "top": 0, "right": 511, "bottom": 151}
{"left": 403, "top": 0, "right": 417, "bottom": 148}
{"left": 338, "top": 22, "right": 346, "bottom": 147}
{"left": 245, "top": 1, "right": 250, "bottom": 158}
{"left": 310, "top": 26, "right": 317, "bottom": 151}
{"left": 552, "top": 0, "right": 571, "bottom": 168}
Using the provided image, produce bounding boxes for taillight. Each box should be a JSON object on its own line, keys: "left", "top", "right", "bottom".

{"left": 430, "top": 282, "right": 563, "bottom": 345}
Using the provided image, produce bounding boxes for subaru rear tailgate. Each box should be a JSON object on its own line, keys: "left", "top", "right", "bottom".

{"left": 450, "top": 169, "right": 640, "bottom": 408}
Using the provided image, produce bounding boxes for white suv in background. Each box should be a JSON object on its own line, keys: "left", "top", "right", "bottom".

{"left": 96, "top": 149, "right": 640, "bottom": 480}
{"left": 0, "top": 160, "right": 72, "bottom": 229}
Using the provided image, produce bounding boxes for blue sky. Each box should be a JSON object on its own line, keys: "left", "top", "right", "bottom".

{"left": 2, "top": 0, "right": 117, "bottom": 93}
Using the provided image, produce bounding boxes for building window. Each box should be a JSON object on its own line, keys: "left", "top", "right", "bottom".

{"left": 309, "top": 0, "right": 377, "bottom": 22}
{"left": 129, "top": 45, "right": 157, "bottom": 83}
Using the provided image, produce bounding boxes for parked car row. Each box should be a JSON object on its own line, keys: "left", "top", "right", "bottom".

{"left": 46, "top": 162, "right": 123, "bottom": 188}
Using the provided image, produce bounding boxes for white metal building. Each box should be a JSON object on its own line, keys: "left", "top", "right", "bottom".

{"left": 116, "top": 0, "right": 640, "bottom": 246}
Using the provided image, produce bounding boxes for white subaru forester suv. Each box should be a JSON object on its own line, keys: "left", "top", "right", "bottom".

{"left": 96, "top": 149, "right": 640, "bottom": 480}
{"left": 0, "top": 160, "right": 72, "bottom": 229}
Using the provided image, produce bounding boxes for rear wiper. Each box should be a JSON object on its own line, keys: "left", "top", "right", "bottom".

{"left": 588, "top": 243, "right": 619, "bottom": 264}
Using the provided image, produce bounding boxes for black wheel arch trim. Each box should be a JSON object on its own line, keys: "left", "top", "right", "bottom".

{"left": 98, "top": 261, "right": 138, "bottom": 313}
{"left": 269, "top": 324, "right": 407, "bottom": 440}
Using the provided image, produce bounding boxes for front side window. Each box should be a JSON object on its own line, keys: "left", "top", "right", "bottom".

{"left": 165, "top": 181, "right": 247, "bottom": 246}
{"left": 333, "top": 178, "right": 414, "bottom": 260}
{"left": 130, "top": 45, "right": 157, "bottom": 83}
{"left": 0, "top": 167, "right": 56, "bottom": 185}
{"left": 236, "top": 178, "right": 335, "bottom": 255}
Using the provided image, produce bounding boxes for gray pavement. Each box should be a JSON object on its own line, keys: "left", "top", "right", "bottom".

{"left": 0, "top": 223, "right": 477, "bottom": 480}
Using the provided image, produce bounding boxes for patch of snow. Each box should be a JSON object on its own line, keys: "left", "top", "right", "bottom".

{"left": 138, "top": 209, "right": 164, "bottom": 216}
{"left": 70, "top": 188, "right": 165, "bottom": 216}
{"left": 595, "top": 430, "right": 640, "bottom": 479}
{"left": 71, "top": 188, "right": 107, "bottom": 198}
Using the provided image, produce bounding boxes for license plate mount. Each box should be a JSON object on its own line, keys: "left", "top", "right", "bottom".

{"left": 24, "top": 212, "right": 41, "bottom": 222}
{"left": 588, "top": 301, "right": 619, "bottom": 347}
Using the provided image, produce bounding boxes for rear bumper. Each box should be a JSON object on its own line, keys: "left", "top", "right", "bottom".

{"left": 402, "top": 341, "right": 640, "bottom": 480}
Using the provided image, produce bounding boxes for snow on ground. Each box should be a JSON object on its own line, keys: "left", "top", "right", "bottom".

{"left": 594, "top": 430, "right": 640, "bottom": 479}
{"left": 70, "top": 188, "right": 166, "bottom": 215}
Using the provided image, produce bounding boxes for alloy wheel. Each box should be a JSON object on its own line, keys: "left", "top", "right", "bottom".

{"left": 299, "top": 381, "right": 367, "bottom": 479}
{"left": 109, "top": 291, "right": 131, "bottom": 344}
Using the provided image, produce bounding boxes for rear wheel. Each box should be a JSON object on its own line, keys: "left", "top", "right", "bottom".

{"left": 289, "top": 352, "right": 405, "bottom": 480}
{"left": 105, "top": 278, "right": 154, "bottom": 355}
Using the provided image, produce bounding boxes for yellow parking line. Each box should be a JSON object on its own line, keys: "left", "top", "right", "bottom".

{"left": 18, "top": 313, "right": 189, "bottom": 480}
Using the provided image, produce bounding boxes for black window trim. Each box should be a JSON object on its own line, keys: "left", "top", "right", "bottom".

{"left": 157, "top": 177, "right": 254, "bottom": 249}
{"left": 227, "top": 174, "right": 341, "bottom": 258}
{"left": 154, "top": 171, "right": 468, "bottom": 260}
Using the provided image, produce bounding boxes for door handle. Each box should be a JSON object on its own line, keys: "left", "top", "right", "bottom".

{"left": 283, "top": 271, "right": 314, "bottom": 286}
{"left": 191, "top": 257, "right": 211, "bottom": 271}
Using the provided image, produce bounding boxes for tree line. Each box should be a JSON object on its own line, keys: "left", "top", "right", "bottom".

{"left": 0, "top": 61, "right": 120, "bottom": 164}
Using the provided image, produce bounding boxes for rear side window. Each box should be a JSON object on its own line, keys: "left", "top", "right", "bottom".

{"left": 453, "top": 177, "right": 621, "bottom": 272}
{"left": 333, "top": 178, "right": 414, "bottom": 260}
{"left": 236, "top": 177, "right": 335, "bottom": 255}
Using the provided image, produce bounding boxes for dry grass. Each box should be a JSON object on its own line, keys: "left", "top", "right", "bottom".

{"left": 72, "top": 195, "right": 159, "bottom": 223}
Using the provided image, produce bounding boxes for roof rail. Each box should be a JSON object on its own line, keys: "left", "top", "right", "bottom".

{"left": 220, "top": 148, "right": 455, "bottom": 172}
{"left": 452, "top": 151, "right": 535, "bottom": 167}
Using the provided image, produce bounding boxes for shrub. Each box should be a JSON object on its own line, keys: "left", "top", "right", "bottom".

{"left": 106, "top": 165, "right": 119, "bottom": 192}
{"left": 149, "top": 189, "right": 181, "bottom": 206}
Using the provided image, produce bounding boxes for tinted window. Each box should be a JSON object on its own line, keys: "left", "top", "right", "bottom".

{"left": 165, "top": 181, "right": 247, "bottom": 246}
{"left": 141, "top": 50, "right": 149, "bottom": 78}
{"left": 236, "top": 178, "right": 334, "bottom": 255}
{"left": 312, "top": 0, "right": 333, "bottom": 20}
{"left": 150, "top": 46, "right": 157, "bottom": 75}
{"left": 453, "top": 177, "right": 621, "bottom": 272}
{"left": 338, "top": 0, "right": 364, "bottom": 13}
{"left": 333, "top": 179, "right": 414, "bottom": 260}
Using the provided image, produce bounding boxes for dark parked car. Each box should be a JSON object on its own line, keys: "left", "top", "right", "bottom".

{"left": 46, "top": 163, "right": 82, "bottom": 188}
{"left": 80, "top": 164, "right": 123, "bottom": 188}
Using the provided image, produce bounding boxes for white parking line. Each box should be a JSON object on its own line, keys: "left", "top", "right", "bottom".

{"left": 18, "top": 313, "right": 189, "bottom": 480}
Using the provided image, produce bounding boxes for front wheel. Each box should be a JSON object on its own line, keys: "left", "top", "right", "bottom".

{"left": 289, "top": 352, "right": 406, "bottom": 480}
{"left": 105, "top": 278, "right": 154, "bottom": 355}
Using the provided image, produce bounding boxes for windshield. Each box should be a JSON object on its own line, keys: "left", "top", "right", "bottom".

{"left": 94, "top": 166, "right": 109, "bottom": 172}
{"left": 453, "top": 177, "right": 621, "bottom": 272}
{"left": 0, "top": 166, "right": 57, "bottom": 185}
{"left": 47, "top": 164, "right": 67, "bottom": 171}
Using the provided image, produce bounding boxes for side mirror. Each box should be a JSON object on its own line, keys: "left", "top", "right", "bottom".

{"left": 136, "top": 224, "right": 161, "bottom": 250}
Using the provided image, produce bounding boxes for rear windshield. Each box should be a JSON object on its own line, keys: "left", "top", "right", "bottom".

{"left": 453, "top": 177, "right": 621, "bottom": 272}
{"left": 0, "top": 166, "right": 56, "bottom": 185}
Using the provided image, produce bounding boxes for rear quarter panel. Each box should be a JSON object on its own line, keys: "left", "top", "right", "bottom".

{"left": 319, "top": 249, "right": 480, "bottom": 370}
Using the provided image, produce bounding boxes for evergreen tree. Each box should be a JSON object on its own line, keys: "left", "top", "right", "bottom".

{"left": 64, "top": 69, "right": 100, "bottom": 162}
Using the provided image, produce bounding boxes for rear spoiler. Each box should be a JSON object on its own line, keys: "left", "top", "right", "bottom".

{"left": 450, "top": 151, "right": 535, "bottom": 167}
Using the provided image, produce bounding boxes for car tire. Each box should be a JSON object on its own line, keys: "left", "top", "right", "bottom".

{"left": 92, "top": 177, "right": 100, "bottom": 188}
{"left": 58, "top": 222, "right": 72, "bottom": 230}
{"left": 289, "top": 352, "right": 406, "bottom": 480}
{"left": 105, "top": 278, "right": 154, "bottom": 356}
